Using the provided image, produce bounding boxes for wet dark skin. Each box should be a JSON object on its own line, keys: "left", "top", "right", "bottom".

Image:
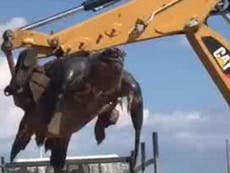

{"left": 5, "top": 48, "right": 143, "bottom": 172}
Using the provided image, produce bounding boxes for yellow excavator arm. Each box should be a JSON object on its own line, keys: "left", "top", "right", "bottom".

{"left": 2, "top": 0, "right": 230, "bottom": 105}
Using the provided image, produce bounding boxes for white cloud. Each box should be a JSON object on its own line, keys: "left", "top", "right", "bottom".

{"left": 110, "top": 105, "right": 205, "bottom": 132}
{"left": 143, "top": 109, "right": 230, "bottom": 152}
{"left": 0, "top": 58, "right": 11, "bottom": 87}
{"left": 85, "top": 103, "right": 151, "bottom": 129}
{"left": 82, "top": 101, "right": 230, "bottom": 152}
{"left": 0, "top": 58, "right": 23, "bottom": 139}
{"left": 0, "top": 18, "right": 28, "bottom": 140}
{"left": 0, "top": 17, "right": 31, "bottom": 159}
{"left": 0, "top": 17, "right": 27, "bottom": 45}
{"left": 0, "top": 17, "right": 27, "bottom": 138}
{"left": 146, "top": 110, "right": 204, "bottom": 129}
{"left": 113, "top": 104, "right": 150, "bottom": 128}
{"left": 0, "top": 17, "right": 27, "bottom": 33}
{"left": 72, "top": 102, "right": 229, "bottom": 156}
{"left": 66, "top": 107, "right": 230, "bottom": 173}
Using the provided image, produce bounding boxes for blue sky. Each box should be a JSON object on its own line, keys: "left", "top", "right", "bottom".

{"left": 0, "top": 1, "right": 230, "bottom": 173}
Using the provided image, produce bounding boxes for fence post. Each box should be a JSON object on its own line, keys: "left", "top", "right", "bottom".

{"left": 1, "top": 157, "right": 5, "bottom": 173}
{"left": 141, "top": 142, "right": 146, "bottom": 173}
{"left": 129, "top": 150, "right": 135, "bottom": 173}
{"left": 152, "top": 132, "right": 159, "bottom": 173}
{"left": 98, "top": 162, "right": 102, "bottom": 173}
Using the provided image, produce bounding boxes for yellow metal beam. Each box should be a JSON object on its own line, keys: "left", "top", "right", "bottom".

{"left": 9, "top": 0, "right": 217, "bottom": 55}
{"left": 5, "top": 0, "right": 230, "bottom": 106}
{"left": 186, "top": 24, "right": 230, "bottom": 105}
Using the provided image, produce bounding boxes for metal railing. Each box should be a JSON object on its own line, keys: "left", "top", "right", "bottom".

{"left": 1, "top": 132, "right": 159, "bottom": 173}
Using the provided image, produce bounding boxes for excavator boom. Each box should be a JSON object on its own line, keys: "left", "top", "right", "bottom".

{"left": 2, "top": 0, "right": 230, "bottom": 105}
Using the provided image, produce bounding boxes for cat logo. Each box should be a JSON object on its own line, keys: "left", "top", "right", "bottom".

{"left": 213, "top": 47, "right": 230, "bottom": 72}
{"left": 202, "top": 36, "right": 230, "bottom": 77}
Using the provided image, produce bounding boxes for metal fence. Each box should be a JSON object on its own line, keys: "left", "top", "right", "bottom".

{"left": 1, "top": 132, "right": 159, "bottom": 173}
{"left": 1, "top": 155, "right": 130, "bottom": 173}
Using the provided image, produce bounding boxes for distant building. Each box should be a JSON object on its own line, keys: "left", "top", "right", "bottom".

{"left": 88, "top": 163, "right": 128, "bottom": 173}
{"left": 2, "top": 154, "right": 129, "bottom": 173}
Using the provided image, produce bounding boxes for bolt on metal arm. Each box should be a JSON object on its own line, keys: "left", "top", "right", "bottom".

{"left": 211, "top": 0, "right": 230, "bottom": 24}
